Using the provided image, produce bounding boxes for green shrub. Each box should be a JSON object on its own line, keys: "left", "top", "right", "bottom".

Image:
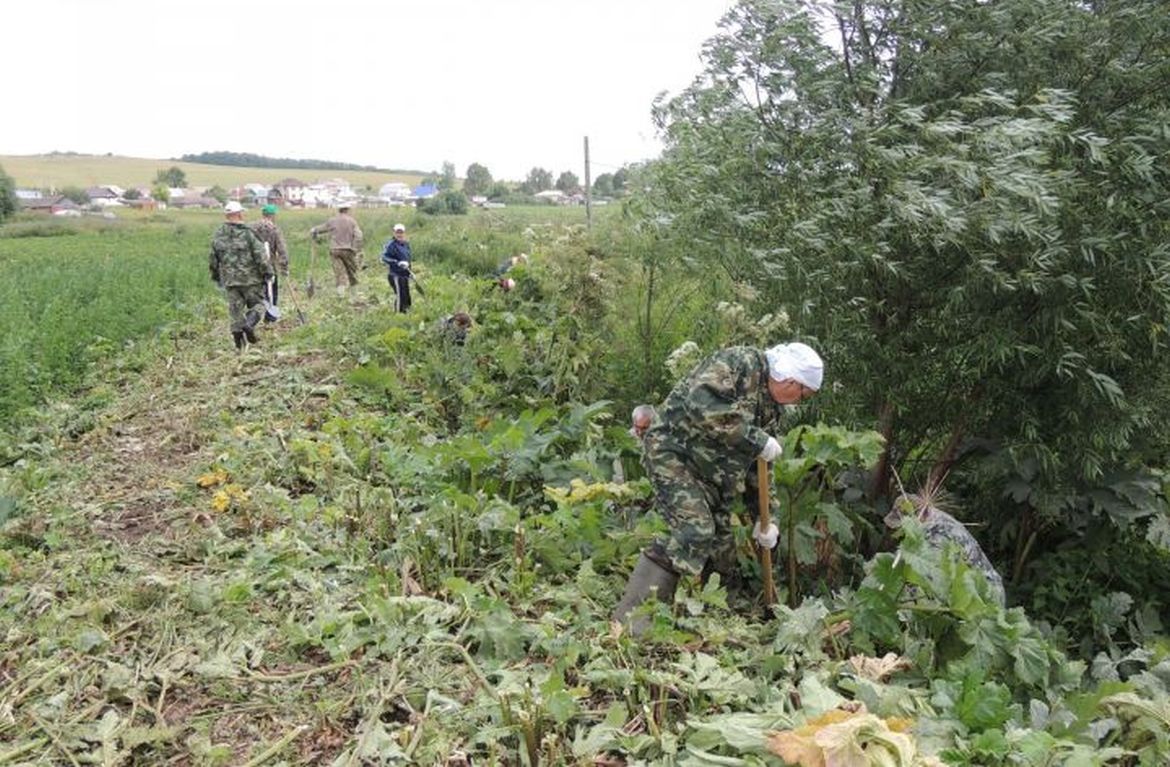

{"left": 420, "top": 190, "right": 469, "bottom": 215}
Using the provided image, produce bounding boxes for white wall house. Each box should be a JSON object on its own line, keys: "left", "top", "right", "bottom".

{"left": 378, "top": 182, "right": 411, "bottom": 201}
{"left": 275, "top": 178, "right": 308, "bottom": 205}
{"left": 244, "top": 183, "right": 270, "bottom": 202}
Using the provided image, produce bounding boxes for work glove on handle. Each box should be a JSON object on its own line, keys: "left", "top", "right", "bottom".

{"left": 398, "top": 261, "right": 410, "bottom": 269}
{"left": 753, "top": 520, "right": 780, "bottom": 549}
{"left": 759, "top": 436, "right": 783, "bottom": 462}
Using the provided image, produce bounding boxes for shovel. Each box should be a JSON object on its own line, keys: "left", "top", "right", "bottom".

{"left": 404, "top": 265, "right": 425, "bottom": 297}
{"left": 284, "top": 276, "right": 308, "bottom": 325}
{"left": 264, "top": 279, "right": 282, "bottom": 322}
{"left": 756, "top": 456, "right": 778, "bottom": 608}
{"left": 306, "top": 238, "right": 318, "bottom": 298}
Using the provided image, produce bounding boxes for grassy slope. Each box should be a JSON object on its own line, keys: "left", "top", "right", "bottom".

{"left": 0, "top": 153, "right": 424, "bottom": 191}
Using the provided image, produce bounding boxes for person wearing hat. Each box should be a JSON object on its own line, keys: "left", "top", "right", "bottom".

{"left": 309, "top": 201, "right": 364, "bottom": 297}
{"left": 210, "top": 201, "right": 274, "bottom": 349}
{"left": 613, "top": 341, "right": 824, "bottom": 636}
{"left": 380, "top": 223, "right": 413, "bottom": 312}
{"left": 251, "top": 204, "right": 288, "bottom": 319}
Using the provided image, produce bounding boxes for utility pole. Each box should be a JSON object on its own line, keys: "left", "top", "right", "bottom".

{"left": 583, "top": 135, "right": 592, "bottom": 231}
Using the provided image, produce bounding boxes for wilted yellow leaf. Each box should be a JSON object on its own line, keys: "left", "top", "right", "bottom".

{"left": 196, "top": 469, "right": 230, "bottom": 488}
{"left": 885, "top": 718, "right": 914, "bottom": 733}
{"left": 544, "top": 478, "right": 641, "bottom": 505}
{"left": 848, "top": 653, "right": 911, "bottom": 682}
{"left": 210, "top": 484, "right": 249, "bottom": 513}
{"left": 767, "top": 709, "right": 856, "bottom": 766}
{"left": 768, "top": 729, "right": 824, "bottom": 767}
{"left": 766, "top": 705, "right": 932, "bottom": 767}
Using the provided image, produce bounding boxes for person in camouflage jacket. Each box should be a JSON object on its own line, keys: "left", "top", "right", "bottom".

{"left": 884, "top": 496, "right": 1006, "bottom": 607}
{"left": 251, "top": 204, "right": 288, "bottom": 316}
{"left": 210, "top": 201, "right": 273, "bottom": 350}
{"left": 613, "top": 342, "right": 824, "bottom": 636}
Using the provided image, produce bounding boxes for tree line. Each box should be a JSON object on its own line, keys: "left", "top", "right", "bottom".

{"left": 178, "top": 151, "right": 423, "bottom": 174}
{"left": 640, "top": 0, "right": 1170, "bottom": 638}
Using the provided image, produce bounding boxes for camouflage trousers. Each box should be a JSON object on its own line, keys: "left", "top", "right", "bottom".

{"left": 644, "top": 444, "right": 758, "bottom": 577}
{"left": 330, "top": 248, "right": 360, "bottom": 288}
{"left": 224, "top": 284, "right": 267, "bottom": 333}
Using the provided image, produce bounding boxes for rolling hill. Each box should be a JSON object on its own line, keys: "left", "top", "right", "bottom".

{"left": 0, "top": 153, "right": 425, "bottom": 190}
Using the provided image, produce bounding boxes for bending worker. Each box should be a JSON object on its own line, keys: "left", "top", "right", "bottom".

{"left": 613, "top": 341, "right": 824, "bottom": 635}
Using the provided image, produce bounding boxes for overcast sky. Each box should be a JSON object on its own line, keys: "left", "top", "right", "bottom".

{"left": 6, "top": 0, "right": 735, "bottom": 181}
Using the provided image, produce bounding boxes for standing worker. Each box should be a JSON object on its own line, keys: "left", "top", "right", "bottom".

{"left": 613, "top": 341, "right": 824, "bottom": 635}
{"left": 251, "top": 203, "right": 288, "bottom": 319}
{"left": 210, "top": 201, "right": 273, "bottom": 350}
{"left": 381, "top": 223, "right": 413, "bottom": 313}
{"left": 309, "top": 201, "right": 364, "bottom": 297}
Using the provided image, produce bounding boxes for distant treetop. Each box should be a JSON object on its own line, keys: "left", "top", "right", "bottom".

{"left": 178, "top": 151, "right": 424, "bottom": 175}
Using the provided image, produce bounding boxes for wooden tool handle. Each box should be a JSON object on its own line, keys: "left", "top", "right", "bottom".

{"left": 756, "top": 456, "right": 778, "bottom": 607}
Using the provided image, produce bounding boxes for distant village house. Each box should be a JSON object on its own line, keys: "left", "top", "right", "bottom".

{"left": 22, "top": 195, "right": 82, "bottom": 215}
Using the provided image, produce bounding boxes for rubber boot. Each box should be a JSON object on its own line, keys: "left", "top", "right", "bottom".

{"left": 243, "top": 310, "right": 261, "bottom": 344}
{"left": 232, "top": 331, "right": 245, "bottom": 350}
{"left": 612, "top": 552, "right": 680, "bottom": 637}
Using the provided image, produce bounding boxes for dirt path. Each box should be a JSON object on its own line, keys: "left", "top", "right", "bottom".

{"left": 58, "top": 321, "right": 337, "bottom": 544}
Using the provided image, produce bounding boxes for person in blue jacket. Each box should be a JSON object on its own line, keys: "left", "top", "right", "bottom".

{"left": 381, "top": 223, "right": 412, "bottom": 312}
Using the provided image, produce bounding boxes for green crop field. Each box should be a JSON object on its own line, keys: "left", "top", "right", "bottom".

{"left": 0, "top": 153, "right": 424, "bottom": 191}
{"left": 0, "top": 206, "right": 599, "bottom": 427}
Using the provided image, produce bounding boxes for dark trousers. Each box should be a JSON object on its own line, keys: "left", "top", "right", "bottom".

{"left": 389, "top": 274, "right": 412, "bottom": 313}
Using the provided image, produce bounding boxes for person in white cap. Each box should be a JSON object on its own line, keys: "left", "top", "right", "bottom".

{"left": 209, "top": 201, "right": 273, "bottom": 350}
{"left": 380, "top": 223, "right": 413, "bottom": 312}
{"left": 613, "top": 341, "right": 823, "bottom": 636}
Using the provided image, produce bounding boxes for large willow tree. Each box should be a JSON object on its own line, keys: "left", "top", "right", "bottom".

{"left": 647, "top": 0, "right": 1170, "bottom": 584}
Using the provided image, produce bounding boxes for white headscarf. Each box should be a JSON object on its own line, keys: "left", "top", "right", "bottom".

{"left": 765, "top": 342, "right": 824, "bottom": 391}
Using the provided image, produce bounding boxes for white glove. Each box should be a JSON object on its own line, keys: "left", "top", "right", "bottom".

{"left": 753, "top": 521, "right": 779, "bottom": 549}
{"left": 759, "top": 436, "right": 783, "bottom": 462}
{"left": 398, "top": 261, "right": 410, "bottom": 269}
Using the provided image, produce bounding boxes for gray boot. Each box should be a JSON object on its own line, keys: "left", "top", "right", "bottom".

{"left": 613, "top": 552, "right": 680, "bottom": 637}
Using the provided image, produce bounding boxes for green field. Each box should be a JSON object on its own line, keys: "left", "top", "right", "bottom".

{"left": 0, "top": 206, "right": 597, "bottom": 426}
{"left": 0, "top": 153, "right": 424, "bottom": 191}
